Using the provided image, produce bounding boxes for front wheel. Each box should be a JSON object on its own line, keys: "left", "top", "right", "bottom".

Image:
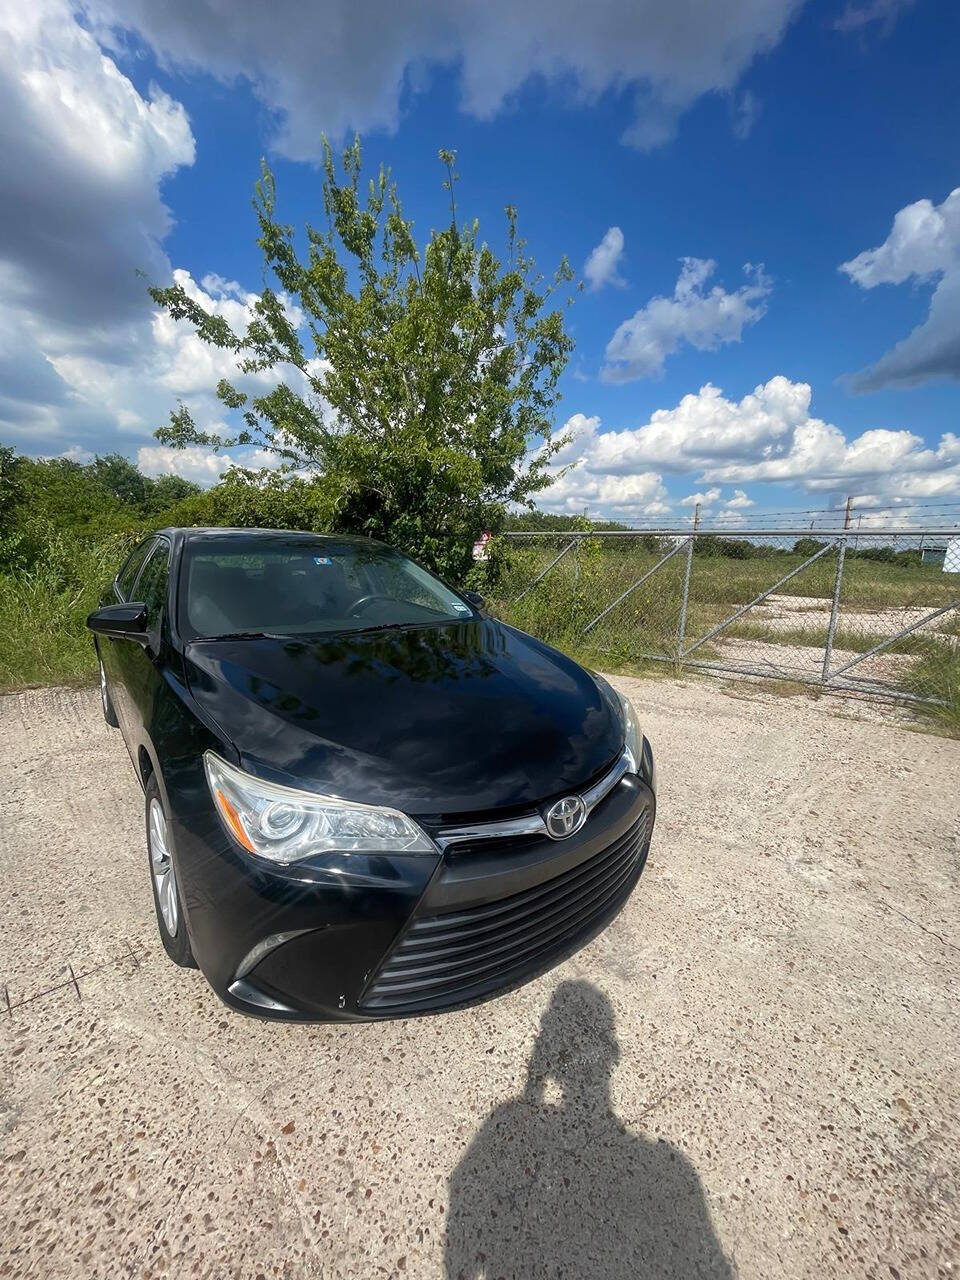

{"left": 145, "top": 774, "right": 196, "bottom": 968}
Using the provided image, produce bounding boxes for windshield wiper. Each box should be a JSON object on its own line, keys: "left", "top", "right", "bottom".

{"left": 191, "top": 631, "right": 289, "bottom": 643}
{"left": 350, "top": 621, "right": 421, "bottom": 635}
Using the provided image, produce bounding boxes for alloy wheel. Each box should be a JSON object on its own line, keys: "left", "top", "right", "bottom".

{"left": 148, "top": 798, "right": 179, "bottom": 936}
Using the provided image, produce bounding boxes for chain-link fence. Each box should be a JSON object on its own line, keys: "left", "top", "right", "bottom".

{"left": 486, "top": 529, "right": 960, "bottom": 711}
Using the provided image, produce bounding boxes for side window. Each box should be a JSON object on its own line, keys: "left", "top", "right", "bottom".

{"left": 131, "top": 540, "right": 170, "bottom": 623}
{"left": 116, "top": 539, "right": 155, "bottom": 601}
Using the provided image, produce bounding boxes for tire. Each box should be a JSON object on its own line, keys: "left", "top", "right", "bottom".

{"left": 145, "top": 774, "right": 196, "bottom": 968}
{"left": 97, "top": 651, "right": 119, "bottom": 728}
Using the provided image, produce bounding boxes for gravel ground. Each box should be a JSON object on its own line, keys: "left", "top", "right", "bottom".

{"left": 711, "top": 637, "right": 918, "bottom": 686}
{"left": 753, "top": 594, "right": 956, "bottom": 639}
{"left": 1, "top": 680, "right": 958, "bottom": 1280}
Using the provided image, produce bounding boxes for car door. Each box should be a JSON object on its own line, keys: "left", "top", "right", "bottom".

{"left": 112, "top": 536, "right": 171, "bottom": 759}
{"left": 100, "top": 537, "right": 156, "bottom": 738}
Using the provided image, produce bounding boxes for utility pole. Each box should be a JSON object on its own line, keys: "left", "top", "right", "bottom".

{"left": 843, "top": 495, "right": 853, "bottom": 530}
{"left": 693, "top": 501, "right": 701, "bottom": 533}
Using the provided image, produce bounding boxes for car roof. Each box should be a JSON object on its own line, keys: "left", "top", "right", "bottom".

{"left": 156, "top": 527, "right": 385, "bottom": 549}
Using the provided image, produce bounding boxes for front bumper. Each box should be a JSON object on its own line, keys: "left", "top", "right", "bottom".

{"left": 171, "top": 753, "right": 655, "bottom": 1022}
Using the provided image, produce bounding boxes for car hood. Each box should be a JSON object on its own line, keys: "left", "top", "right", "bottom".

{"left": 184, "top": 618, "right": 623, "bottom": 818}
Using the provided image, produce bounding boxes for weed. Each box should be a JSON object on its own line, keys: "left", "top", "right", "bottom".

{"left": 0, "top": 529, "right": 133, "bottom": 692}
{"left": 905, "top": 646, "right": 960, "bottom": 737}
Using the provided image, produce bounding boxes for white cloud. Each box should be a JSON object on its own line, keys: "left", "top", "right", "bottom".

{"left": 601, "top": 258, "right": 771, "bottom": 382}
{"left": 0, "top": 7, "right": 319, "bottom": 469}
{"left": 537, "top": 380, "right": 960, "bottom": 518}
{"left": 725, "top": 488, "right": 755, "bottom": 508}
{"left": 692, "top": 393, "right": 958, "bottom": 499}
{"left": 550, "top": 377, "right": 806, "bottom": 475}
{"left": 137, "top": 443, "right": 280, "bottom": 485}
{"left": 137, "top": 444, "right": 229, "bottom": 483}
{"left": 32, "top": 269, "right": 314, "bottom": 456}
{"left": 0, "top": 0, "right": 194, "bottom": 327}
{"left": 535, "top": 413, "right": 669, "bottom": 519}
{"left": 539, "top": 467, "right": 671, "bottom": 520}
{"left": 840, "top": 186, "right": 960, "bottom": 390}
{"left": 834, "top": 0, "right": 917, "bottom": 33}
{"left": 679, "top": 488, "right": 722, "bottom": 508}
{"left": 713, "top": 509, "right": 748, "bottom": 526}
{"left": 584, "top": 228, "right": 626, "bottom": 291}
{"left": 0, "top": 0, "right": 196, "bottom": 454}
{"left": 87, "top": 0, "right": 803, "bottom": 158}
{"left": 150, "top": 270, "right": 304, "bottom": 395}
{"left": 55, "top": 445, "right": 95, "bottom": 465}
{"left": 731, "top": 89, "right": 760, "bottom": 140}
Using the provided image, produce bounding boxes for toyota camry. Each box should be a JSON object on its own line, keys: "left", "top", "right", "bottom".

{"left": 87, "top": 528, "right": 656, "bottom": 1021}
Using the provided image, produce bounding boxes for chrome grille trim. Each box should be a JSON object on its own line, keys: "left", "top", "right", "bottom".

{"left": 580, "top": 748, "right": 633, "bottom": 814}
{"left": 434, "top": 811, "right": 547, "bottom": 848}
{"left": 435, "top": 749, "right": 633, "bottom": 848}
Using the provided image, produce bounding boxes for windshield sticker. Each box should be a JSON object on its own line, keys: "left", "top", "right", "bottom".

{"left": 313, "top": 556, "right": 333, "bottom": 565}
{"left": 453, "top": 602, "right": 471, "bottom": 613}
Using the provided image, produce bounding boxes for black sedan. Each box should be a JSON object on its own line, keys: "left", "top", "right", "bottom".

{"left": 87, "top": 528, "right": 656, "bottom": 1021}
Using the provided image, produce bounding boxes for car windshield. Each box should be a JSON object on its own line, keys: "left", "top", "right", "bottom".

{"left": 180, "top": 536, "right": 476, "bottom": 641}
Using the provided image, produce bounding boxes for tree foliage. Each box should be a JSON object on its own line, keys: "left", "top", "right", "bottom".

{"left": 0, "top": 447, "right": 202, "bottom": 575}
{"left": 150, "top": 141, "right": 575, "bottom": 578}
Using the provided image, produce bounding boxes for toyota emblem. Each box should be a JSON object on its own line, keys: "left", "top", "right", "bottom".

{"left": 545, "top": 794, "right": 586, "bottom": 840}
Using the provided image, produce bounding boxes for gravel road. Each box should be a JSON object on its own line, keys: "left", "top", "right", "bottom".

{"left": 1, "top": 680, "right": 958, "bottom": 1279}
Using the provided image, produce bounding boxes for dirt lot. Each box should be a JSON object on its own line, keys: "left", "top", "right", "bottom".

{"left": 753, "top": 593, "right": 953, "bottom": 639}
{"left": 1, "top": 680, "right": 958, "bottom": 1279}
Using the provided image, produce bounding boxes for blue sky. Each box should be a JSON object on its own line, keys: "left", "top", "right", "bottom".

{"left": 1, "top": 0, "right": 958, "bottom": 525}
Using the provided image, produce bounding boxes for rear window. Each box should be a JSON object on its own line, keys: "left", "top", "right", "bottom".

{"left": 179, "top": 537, "right": 474, "bottom": 641}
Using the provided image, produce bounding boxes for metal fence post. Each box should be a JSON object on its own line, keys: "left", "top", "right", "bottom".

{"left": 677, "top": 535, "right": 694, "bottom": 661}
{"left": 821, "top": 534, "right": 847, "bottom": 684}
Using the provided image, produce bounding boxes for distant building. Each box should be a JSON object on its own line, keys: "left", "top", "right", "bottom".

{"left": 945, "top": 538, "right": 960, "bottom": 574}
{"left": 921, "top": 544, "right": 947, "bottom": 567}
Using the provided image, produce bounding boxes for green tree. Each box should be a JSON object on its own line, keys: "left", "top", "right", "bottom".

{"left": 0, "top": 445, "right": 29, "bottom": 572}
{"left": 793, "top": 537, "right": 828, "bottom": 557}
{"left": 90, "top": 453, "right": 148, "bottom": 506}
{"left": 150, "top": 141, "right": 576, "bottom": 579}
{"left": 0, "top": 445, "right": 24, "bottom": 523}
{"left": 18, "top": 457, "right": 128, "bottom": 532}
{"left": 141, "top": 472, "right": 202, "bottom": 515}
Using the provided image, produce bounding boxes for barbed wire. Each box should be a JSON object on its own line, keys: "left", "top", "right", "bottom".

{"left": 553, "top": 499, "right": 960, "bottom": 532}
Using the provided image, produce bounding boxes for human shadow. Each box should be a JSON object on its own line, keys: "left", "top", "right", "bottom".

{"left": 445, "top": 981, "right": 733, "bottom": 1279}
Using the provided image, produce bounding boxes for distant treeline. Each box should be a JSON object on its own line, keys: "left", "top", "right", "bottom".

{"left": 501, "top": 514, "right": 926, "bottom": 566}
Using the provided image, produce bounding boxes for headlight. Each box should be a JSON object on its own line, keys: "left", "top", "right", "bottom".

{"left": 203, "top": 752, "right": 436, "bottom": 863}
{"left": 616, "top": 691, "right": 643, "bottom": 771}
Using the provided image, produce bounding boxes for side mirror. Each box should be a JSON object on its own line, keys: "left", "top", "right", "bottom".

{"left": 463, "top": 590, "right": 486, "bottom": 608}
{"left": 87, "top": 602, "right": 148, "bottom": 643}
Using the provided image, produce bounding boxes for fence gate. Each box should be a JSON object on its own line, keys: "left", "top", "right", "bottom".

{"left": 494, "top": 529, "right": 960, "bottom": 705}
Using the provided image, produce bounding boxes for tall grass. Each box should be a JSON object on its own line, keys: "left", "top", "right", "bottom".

{"left": 0, "top": 529, "right": 135, "bottom": 692}
{"left": 905, "top": 647, "right": 960, "bottom": 737}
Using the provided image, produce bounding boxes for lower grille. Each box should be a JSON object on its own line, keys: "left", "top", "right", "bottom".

{"left": 361, "top": 809, "right": 651, "bottom": 1013}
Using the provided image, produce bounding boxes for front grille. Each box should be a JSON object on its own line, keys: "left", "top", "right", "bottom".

{"left": 361, "top": 810, "right": 651, "bottom": 1013}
